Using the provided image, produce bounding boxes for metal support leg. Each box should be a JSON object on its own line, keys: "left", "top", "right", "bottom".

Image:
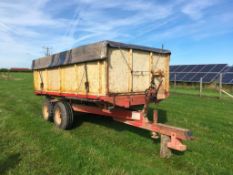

{"left": 151, "top": 111, "right": 159, "bottom": 139}
{"left": 167, "top": 132, "right": 187, "bottom": 151}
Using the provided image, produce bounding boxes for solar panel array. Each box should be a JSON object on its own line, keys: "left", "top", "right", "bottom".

{"left": 170, "top": 64, "right": 228, "bottom": 83}
{"left": 222, "top": 66, "right": 233, "bottom": 84}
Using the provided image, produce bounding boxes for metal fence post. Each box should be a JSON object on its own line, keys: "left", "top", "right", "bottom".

{"left": 219, "top": 73, "right": 222, "bottom": 99}
{"left": 174, "top": 73, "right": 176, "bottom": 89}
{"left": 200, "top": 77, "right": 203, "bottom": 97}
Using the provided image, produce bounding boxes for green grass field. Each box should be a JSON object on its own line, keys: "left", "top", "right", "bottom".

{"left": 0, "top": 73, "right": 233, "bottom": 175}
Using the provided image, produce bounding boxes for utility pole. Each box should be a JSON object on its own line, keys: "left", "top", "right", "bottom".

{"left": 43, "top": 46, "right": 52, "bottom": 56}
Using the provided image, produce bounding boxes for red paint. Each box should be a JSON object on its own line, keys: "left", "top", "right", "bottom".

{"left": 153, "top": 111, "right": 158, "bottom": 123}
{"left": 34, "top": 91, "right": 146, "bottom": 108}
{"left": 167, "top": 132, "right": 187, "bottom": 151}
{"left": 72, "top": 104, "right": 142, "bottom": 121}
{"left": 35, "top": 90, "right": 192, "bottom": 151}
{"left": 71, "top": 103, "right": 191, "bottom": 142}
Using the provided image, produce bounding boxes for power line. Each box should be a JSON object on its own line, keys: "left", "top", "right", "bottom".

{"left": 42, "top": 46, "right": 52, "bottom": 56}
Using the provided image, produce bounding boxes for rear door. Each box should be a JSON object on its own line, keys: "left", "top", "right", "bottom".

{"left": 108, "top": 48, "right": 151, "bottom": 94}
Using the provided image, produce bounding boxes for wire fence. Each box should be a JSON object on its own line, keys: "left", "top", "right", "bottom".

{"left": 170, "top": 74, "right": 233, "bottom": 100}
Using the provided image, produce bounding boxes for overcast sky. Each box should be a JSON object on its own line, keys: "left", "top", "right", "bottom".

{"left": 0, "top": 0, "right": 233, "bottom": 68}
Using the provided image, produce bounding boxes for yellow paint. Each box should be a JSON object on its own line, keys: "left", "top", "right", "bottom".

{"left": 61, "top": 66, "right": 77, "bottom": 93}
{"left": 98, "top": 61, "right": 102, "bottom": 94}
{"left": 33, "top": 47, "right": 170, "bottom": 100}
{"left": 74, "top": 64, "right": 79, "bottom": 94}
{"left": 132, "top": 50, "right": 150, "bottom": 92}
{"left": 108, "top": 48, "right": 130, "bottom": 93}
{"left": 128, "top": 49, "right": 132, "bottom": 92}
{"left": 149, "top": 52, "right": 153, "bottom": 82}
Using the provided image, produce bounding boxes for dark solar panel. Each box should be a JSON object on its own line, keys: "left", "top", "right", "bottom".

{"left": 190, "top": 73, "right": 207, "bottom": 82}
{"left": 169, "top": 64, "right": 231, "bottom": 83}
{"left": 202, "top": 73, "right": 218, "bottom": 83}
{"left": 172, "top": 66, "right": 180, "bottom": 72}
{"left": 175, "top": 65, "right": 188, "bottom": 72}
{"left": 200, "top": 65, "right": 216, "bottom": 72}
{"left": 170, "top": 73, "right": 175, "bottom": 81}
{"left": 176, "top": 73, "right": 187, "bottom": 81}
{"left": 182, "top": 73, "right": 196, "bottom": 82}
{"left": 226, "top": 66, "right": 233, "bottom": 73}
{"left": 222, "top": 73, "right": 233, "bottom": 84}
{"left": 170, "top": 66, "right": 176, "bottom": 72}
{"left": 182, "top": 65, "right": 195, "bottom": 73}
{"left": 210, "top": 64, "right": 227, "bottom": 72}
{"left": 190, "top": 65, "right": 206, "bottom": 73}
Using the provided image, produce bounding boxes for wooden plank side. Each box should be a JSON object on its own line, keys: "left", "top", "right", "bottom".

{"left": 165, "top": 54, "right": 170, "bottom": 94}
{"left": 33, "top": 70, "right": 48, "bottom": 91}
{"left": 74, "top": 62, "right": 105, "bottom": 95}
{"left": 98, "top": 61, "right": 106, "bottom": 95}
{"left": 76, "top": 63, "right": 86, "bottom": 93}
{"left": 128, "top": 49, "right": 133, "bottom": 92}
{"left": 132, "top": 50, "right": 150, "bottom": 92}
{"left": 32, "top": 50, "right": 169, "bottom": 98}
{"left": 33, "top": 60, "right": 107, "bottom": 96}
{"left": 152, "top": 53, "right": 170, "bottom": 99}
{"left": 108, "top": 48, "right": 130, "bottom": 93}
{"left": 108, "top": 48, "right": 170, "bottom": 95}
{"left": 33, "top": 71, "right": 40, "bottom": 91}
{"left": 87, "top": 62, "right": 100, "bottom": 95}
{"left": 47, "top": 68, "right": 60, "bottom": 91}
{"left": 61, "top": 65, "right": 77, "bottom": 93}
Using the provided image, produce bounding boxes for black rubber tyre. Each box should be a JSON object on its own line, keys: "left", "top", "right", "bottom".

{"left": 53, "top": 101, "right": 74, "bottom": 129}
{"left": 42, "top": 98, "right": 53, "bottom": 121}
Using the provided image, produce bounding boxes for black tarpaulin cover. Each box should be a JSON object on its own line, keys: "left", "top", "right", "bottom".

{"left": 32, "top": 40, "right": 171, "bottom": 70}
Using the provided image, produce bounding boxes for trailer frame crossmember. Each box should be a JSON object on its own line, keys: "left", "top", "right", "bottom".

{"left": 72, "top": 104, "right": 192, "bottom": 152}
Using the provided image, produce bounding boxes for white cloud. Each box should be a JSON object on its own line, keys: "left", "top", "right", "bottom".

{"left": 181, "top": 0, "right": 220, "bottom": 20}
{"left": 0, "top": 0, "right": 232, "bottom": 67}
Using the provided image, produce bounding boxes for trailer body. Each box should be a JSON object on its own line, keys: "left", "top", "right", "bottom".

{"left": 32, "top": 41, "right": 192, "bottom": 157}
{"left": 32, "top": 41, "right": 170, "bottom": 107}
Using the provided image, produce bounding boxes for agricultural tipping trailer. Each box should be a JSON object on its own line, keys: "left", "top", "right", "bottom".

{"left": 32, "top": 40, "right": 192, "bottom": 157}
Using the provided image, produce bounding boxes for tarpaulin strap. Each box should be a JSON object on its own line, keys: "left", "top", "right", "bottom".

{"left": 118, "top": 46, "right": 133, "bottom": 72}
{"left": 118, "top": 46, "right": 134, "bottom": 92}
{"left": 77, "top": 71, "right": 85, "bottom": 92}
{"left": 39, "top": 71, "right": 44, "bottom": 90}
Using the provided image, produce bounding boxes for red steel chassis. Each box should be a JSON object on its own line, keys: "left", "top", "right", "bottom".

{"left": 35, "top": 90, "right": 193, "bottom": 156}
{"left": 35, "top": 90, "right": 147, "bottom": 108}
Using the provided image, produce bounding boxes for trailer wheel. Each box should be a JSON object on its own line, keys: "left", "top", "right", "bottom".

{"left": 42, "top": 98, "right": 53, "bottom": 121}
{"left": 53, "top": 101, "right": 74, "bottom": 129}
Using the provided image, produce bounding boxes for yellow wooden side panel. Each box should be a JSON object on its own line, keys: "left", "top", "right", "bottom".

{"left": 75, "top": 63, "right": 100, "bottom": 94}
{"left": 33, "top": 71, "right": 40, "bottom": 90}
{"left": 33, "top": 70, "right": 48, "bottom": 91}
{"left": 61, "top": 66, "right": 77, "bottom": 93}
{"left": 108, "top": 48, "right": 130, "bottom": 93}
{"left": 108, "top": 48, "right": 170, "bottom": 98}
{"left": 47, "top": 69, "right": 60, "bottom": 91}
{"left": 32, "top": 53, "right": 169, "bottom": 98}
{"left": 108, "top": 48, "right": 152, "bottom": 93}
{"left": 75, "top": 63, "right": 86, "bottom": 93}
{"left": 33, "top": 61, "right": 107, "bottom": 96}
{"left": 152, "top": 53, "right": 170, "bottom": 99}
{"left": 100, "top": 61, "right": 106, "bottom": 95}
{"left": 132, "top": 50, "right": 150, "bottom": 92}
{"left": 87, "top": 62, "right": 100, "bottom": 94}
{"left": 72, "top": 61, "right": 106, "bottom": 95}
